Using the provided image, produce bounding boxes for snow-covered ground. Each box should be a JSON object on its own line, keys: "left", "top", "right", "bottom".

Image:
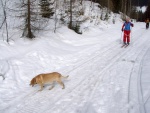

{"left": 137, "top": 6, "right": 147, "bottom": 13}
{"left": 0, "top": 21, "right": 150, "bottom": 113}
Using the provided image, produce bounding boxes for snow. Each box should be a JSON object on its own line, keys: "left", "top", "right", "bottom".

{"left": 136, "top": 6, "right": 147, "bottom": 13}
{"left": 0, "top": 21, "right": 150, "bottom": 113}
{"left": 0, "top": 1, "right": 150, "bottom": 113}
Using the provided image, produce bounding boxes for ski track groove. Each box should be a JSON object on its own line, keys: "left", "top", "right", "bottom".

{"left": 127, "top": 44, "right": 149, "bottom": 113}
{"left": 126, "top": 30, "right": 150, "bottom": 113}
{"left": 137, "top": 47, "right": 150, "bottom": 113}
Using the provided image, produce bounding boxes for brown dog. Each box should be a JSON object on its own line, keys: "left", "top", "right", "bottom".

{"left": 30, "top": 72, "right": 69, "bottom": 91}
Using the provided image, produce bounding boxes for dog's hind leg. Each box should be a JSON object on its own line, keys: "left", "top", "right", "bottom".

{"left": 0, "top": 74, "right": 5, "bottom": 80}
{"left": 49, "top": 82, "right": 55, "bottom": 90}
{"left": 57, "top": 80, "right": 65, "bottom": 89}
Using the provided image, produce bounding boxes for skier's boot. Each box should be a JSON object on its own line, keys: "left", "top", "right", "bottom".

{"left": 124, "top": 42, "right": 127, "bottom": 45}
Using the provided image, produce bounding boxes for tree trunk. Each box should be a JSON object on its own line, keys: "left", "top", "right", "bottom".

{"left": 107, "top": 0, "right": 109, "bottom": 12}
{"left": 80, "top": 0, "right": 83, "bottom": 5}
{"left": 124, "top": 0, "right": 127, "bottom": 14}
{"left": 27, "top": 0, "right": 34, "bottom": 39}
{"left": 128, "top": 0, "right": 131, "bottom": 16}
{"left": 69, "top": 0, "right": 72, "bottom": 29}
{"left": 1, "top": 0, "right": 9, "bottom": 43}
{"left": 121, "top": 0, "right": 124, "bottom": 13}
{"left": 54, "top": 0, "right": 57, "bottom": 33}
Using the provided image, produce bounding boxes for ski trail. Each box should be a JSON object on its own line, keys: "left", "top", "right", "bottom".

{"left": 138, "top": 47, "right": 150, "bottom": 113}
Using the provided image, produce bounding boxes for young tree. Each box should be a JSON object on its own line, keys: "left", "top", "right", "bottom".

{"left": 0, "top": 0, "right": 9, "bottom": 43}
{"left": 65, "top": 0, "right": 84, "bottom": 33}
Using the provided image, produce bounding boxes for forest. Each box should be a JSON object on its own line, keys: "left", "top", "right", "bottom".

{"left": 90, "top": 0, "right": 149, "bottom": 21}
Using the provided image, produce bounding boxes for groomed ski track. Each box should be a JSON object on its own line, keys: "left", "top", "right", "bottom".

{"left": 2, "top": 23, "right": 150, "bottom": 113}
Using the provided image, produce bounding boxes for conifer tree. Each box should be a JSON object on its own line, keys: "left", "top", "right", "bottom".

{"left": 15, "top": 0, "right": 50, "bottom": 39}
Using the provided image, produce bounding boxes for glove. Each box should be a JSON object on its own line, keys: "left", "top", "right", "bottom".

{"left": 121, "top": 28, "right": 124, "bottom": 32}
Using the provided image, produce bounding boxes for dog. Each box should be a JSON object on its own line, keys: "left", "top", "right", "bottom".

{"left": 30, "top": 72, "right": 69, "bottom": 91}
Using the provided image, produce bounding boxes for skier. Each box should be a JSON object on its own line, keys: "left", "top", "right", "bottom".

{"left": 121, "top": 18, "right": 134, "bottom": 45}
{"left": 145, "top": 18, "right": 149, "bottom": 29}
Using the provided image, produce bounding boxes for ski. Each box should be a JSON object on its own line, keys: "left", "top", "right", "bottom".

{"left": 124, "top": 44, "right": 129, "bottom": 48}
{"left": 121, "top": 45, "right": 126, "bottom": 48}
{"left": 121, "top": 44, "right": 129, "bottom": 48}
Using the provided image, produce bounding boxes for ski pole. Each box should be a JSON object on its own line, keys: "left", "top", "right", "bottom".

{"left": 130, "top": 27, "right": 132, "bottom": 45}
{"left": 120, "top": 31, "right": 123, "bottom": 44}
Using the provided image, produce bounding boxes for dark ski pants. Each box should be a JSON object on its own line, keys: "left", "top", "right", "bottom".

{"left": 146, "top": 23, "right": 149, "bottom": 29}
{"left": 123, "top": 30, "right": 131, "bottom": 43}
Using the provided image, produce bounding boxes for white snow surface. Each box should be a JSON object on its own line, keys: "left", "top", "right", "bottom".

{"left": 0, "top": 21, "right": 150, "bottom": 113}
{"left": 136, "top": 6, "right": 147, "bottom": 13}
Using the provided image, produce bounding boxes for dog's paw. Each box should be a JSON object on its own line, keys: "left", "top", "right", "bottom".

{"left": 49, "top": 88, "right": 53, "bottom": 90}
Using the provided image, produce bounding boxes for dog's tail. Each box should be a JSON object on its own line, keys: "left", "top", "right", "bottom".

{"left": 61, "top": 75, "right": 69, "bottom": 79}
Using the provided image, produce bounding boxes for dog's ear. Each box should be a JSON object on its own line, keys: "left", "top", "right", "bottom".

{"left": 35, "top": 76, "right": 41, "bottom": 84}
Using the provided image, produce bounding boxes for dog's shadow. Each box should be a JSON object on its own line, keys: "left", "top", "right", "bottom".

{"left": 41, "top": 79, "right": 70, "bottom": 90}
{"left": 42, "top": 83, "right": 56, "bottom": 90}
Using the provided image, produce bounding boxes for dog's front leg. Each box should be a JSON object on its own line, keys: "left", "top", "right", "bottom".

{"left": 49, "top": 82, "right": 55, "bottom": 90}
{"left": 39, "top": 84, "right": 43, "bottom": 91}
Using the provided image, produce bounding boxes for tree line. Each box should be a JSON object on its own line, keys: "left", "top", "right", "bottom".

{"left": 91, "top": 0, "right": 149, "bottom": 21}
{"left": 144, "top": 1, "right": 150, "bottom": 21}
